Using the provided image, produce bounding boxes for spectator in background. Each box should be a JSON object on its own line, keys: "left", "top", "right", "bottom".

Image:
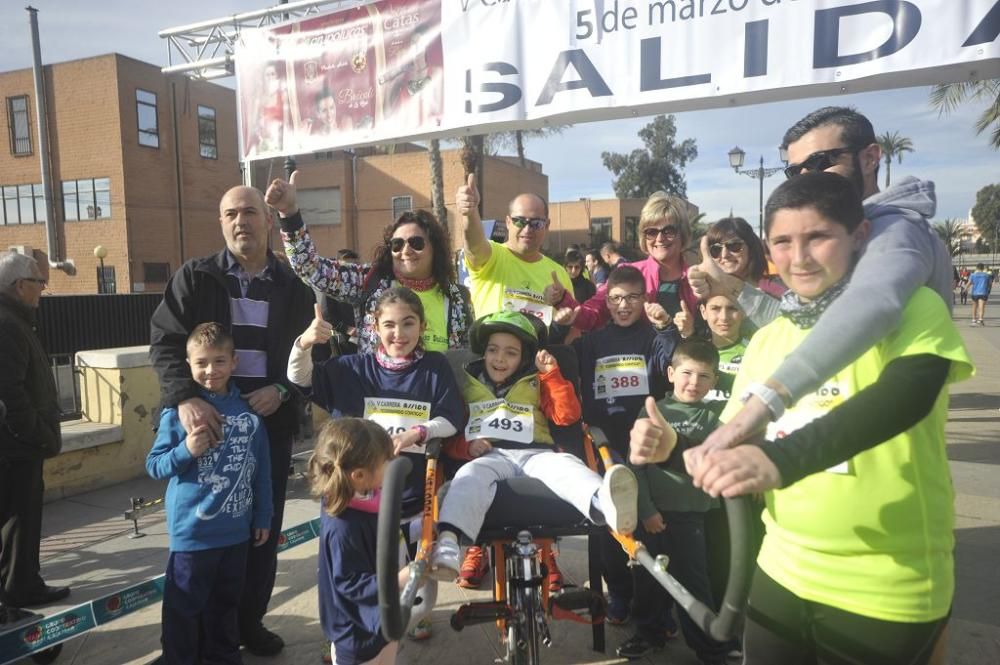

{"left": 969, "top": 263, "right": 992, "bottom": 326}
{"left": 585, "top": 249, "right": 611, "bottom": 286}
{"left": 564, "top": 249, "right": 597, "bottom": 304}
{"left": 0, "top": 253, "right": 68, "bottom": 612}
{"left": 704, "top": 217, "right": 785, "bottom": 298}
{"left": 601, "top": 241, "right": 628, "bottom": 269}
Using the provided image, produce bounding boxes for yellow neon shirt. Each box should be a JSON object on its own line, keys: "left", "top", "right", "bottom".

{"left": 721, "top": 287, "right": 974, "bottom": 623}
{"left": 394, "top": 282, "right": 448, "bottom": 352}
{"left": 466, "top": 241, "right": 574, "bottom": 319}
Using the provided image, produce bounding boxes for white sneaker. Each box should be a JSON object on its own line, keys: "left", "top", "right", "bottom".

{"left": 429, "top": 538, "right": 461, "bottom": 582}
{"left": 598, "top": 466, "right": 638, "bottom": 535}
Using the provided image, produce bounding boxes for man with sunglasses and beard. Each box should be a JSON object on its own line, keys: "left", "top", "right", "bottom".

{"left": 456, "top": 174, "right": 574, "bottom": 323}
{"left": 688, "top": 106, "right": 953, "bottom": 464}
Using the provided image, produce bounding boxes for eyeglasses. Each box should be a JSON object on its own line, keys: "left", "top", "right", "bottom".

{"left": 642, "top": 225, "right": 679, "bottom": 240}
{"left": 709, "top": 240, "right": 746, "bottom": 259}
{"left": 607, "top": 293, "right": 644, "bottom": 305}
{"left": 510, "top": 216, "right": 548, "bottom": 230}
{"left": 783, "top": 147, "right": 855, "bottom": 179}
{"left": 19, "top": 277, "right": 47, "bottom": 287}
{"left": 389, "top": 236, "right": 427, "bottom": 253}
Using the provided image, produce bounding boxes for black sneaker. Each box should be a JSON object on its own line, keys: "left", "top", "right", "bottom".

{"left": 242, "top": 624, "right": 285, "bottom": 657}
{"left": 616, "top": 634, "right": 665, "bottom": 660}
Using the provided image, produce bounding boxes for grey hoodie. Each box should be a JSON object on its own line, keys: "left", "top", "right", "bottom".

{"left": 738, "top": 176, "right": 953, "bottom": 403}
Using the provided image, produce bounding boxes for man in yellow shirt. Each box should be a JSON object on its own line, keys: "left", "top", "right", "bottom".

{"left": 456, "top": 175, "right": 573, "bottom": 325}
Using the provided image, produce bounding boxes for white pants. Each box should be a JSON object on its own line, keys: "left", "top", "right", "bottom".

{"left": 331, "top": 641, "right": 399, "bottom": 665}
{"left": 437, "top": 447, "right": 602, "bottom": 542}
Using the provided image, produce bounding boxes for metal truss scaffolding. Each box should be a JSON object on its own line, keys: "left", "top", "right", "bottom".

{"left": 158, "top": 0, "right": 357, "bottom": 79}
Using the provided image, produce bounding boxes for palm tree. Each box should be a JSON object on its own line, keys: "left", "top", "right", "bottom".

{"left": 428, "top": 139, "right": 447, "bottom": 229}
{"left": 933, "top": 218, "right": 963, "bottom": 257}
{"left": 876, "top": 131, "right": 914, "bottom": 188}
{"left": 930, "top": 79, "right": 1000, "bottom": 150}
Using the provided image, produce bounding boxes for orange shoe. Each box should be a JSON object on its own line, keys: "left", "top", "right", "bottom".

{"left": 457, "top": 545, "right": 490, "bottom": 589}
{"left": 544, "top": 549, "right": 563, "bottom": 593}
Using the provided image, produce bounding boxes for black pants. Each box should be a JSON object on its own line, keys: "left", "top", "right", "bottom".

{"left": 633, "top": 511, "right": 733, "bottom": 664}
{"left": 744, "top": 568, "right": 948, "bottom": 665}
{"left": 163, "top": 542, "right": 248, "bottom": 664}
{"left": 238, "top": 432, "right": 292, "bottom": 634}
{"left": 0, "top": 457, "right": 45, "bottom": 605}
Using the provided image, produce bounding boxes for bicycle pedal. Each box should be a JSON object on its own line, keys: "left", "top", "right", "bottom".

{"left": 450, "top": 601, "right": 512, "bottom": 631}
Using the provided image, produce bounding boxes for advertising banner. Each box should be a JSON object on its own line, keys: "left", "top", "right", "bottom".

{"left": 235, "top": 0, "right": 1000, "bottom": 160}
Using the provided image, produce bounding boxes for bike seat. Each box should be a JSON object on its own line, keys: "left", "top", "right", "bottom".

{"left": 479, "top": 477, "right": 601, "bottom": 541}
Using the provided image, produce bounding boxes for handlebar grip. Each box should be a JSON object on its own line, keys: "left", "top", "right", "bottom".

{"left": 377, "top": 455, "right": 413, "bottom": 641}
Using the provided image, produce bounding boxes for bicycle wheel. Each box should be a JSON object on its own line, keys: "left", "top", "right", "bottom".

{"left": 507, "top": 581, "right": 541, "bottom": 664}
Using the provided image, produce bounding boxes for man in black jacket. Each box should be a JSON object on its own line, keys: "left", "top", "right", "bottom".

{"left": 0, "top": 252, "right": 69, "bottom": 610}
{"left": 150, "top": 185, "right": 315, "bottom": 656}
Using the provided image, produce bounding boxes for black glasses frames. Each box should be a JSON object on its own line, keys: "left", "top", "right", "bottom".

{"left": 510, "top": 216, "right": 548, "bottom": 230}
{"left": 783, "top": 147, "right": 856, "bottom": 179}
{"left": 709, "top": 240, "right": 746, "bottom": 258}
{"left": 389, "top": 236, "right": 427, "bottom": 253}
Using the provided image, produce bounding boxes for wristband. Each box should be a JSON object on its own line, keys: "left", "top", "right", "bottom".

{"left": 412, "top": 425, "right": 428, "bottom": 443}
{"left": 739, "top": 382, "right": 785, "bottom": 421}
{"left": 273, "top": 383, "right": 290, "bottom": 403}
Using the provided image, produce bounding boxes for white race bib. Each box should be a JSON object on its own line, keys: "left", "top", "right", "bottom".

{"left": 502, "top": 287, "right": 553, "bottom": 327}
{"left": 363, "top": 398, "right": 432, "bottom": 451}
{"left": 466, "top": 399, "right": 534, "bottom": 444}
{"left": 765, "top": 380, "right": 850, "bottom": 474}
{"left": 594, "top": 354, "right": 649, "bottom": 400}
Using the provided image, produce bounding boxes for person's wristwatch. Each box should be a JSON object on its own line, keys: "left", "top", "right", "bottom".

{"left": 273, "top": 383, "right": 291, "bottom": 403}
{"left": 739, "top": 382, "right": 785, "bottom": 421}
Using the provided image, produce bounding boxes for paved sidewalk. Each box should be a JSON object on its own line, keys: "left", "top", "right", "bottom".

{"left": 5, "top": 303, "right": 999, "bottom": 665}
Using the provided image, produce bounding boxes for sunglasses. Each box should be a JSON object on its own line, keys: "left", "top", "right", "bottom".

{"left": 709, "top": 240, "right": 746, "bottom": 259}
{"left": 510, "top": 216, "right": 548, "bottom": 230}
{"left": 607, "top": 293, "right": 644, "bottom": 306}
{"left": 389, "top": 236, "right": 426, "bottom": 253}
{"left": 642, "top": 225, "right": 679, "bottom": 240}
{"left": 783, "top": 147, "right": 855, "bottom": 179}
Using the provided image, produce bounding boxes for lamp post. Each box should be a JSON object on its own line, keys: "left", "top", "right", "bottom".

{"left": 727, "top": 146, "right": 788, "bottom": 237}
{"left": 93, "top": 245, "right": 107, "bottom": 294}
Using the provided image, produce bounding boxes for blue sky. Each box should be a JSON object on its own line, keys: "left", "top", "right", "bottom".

{"left": 2, "top": 0, "right": 996, "bottom": 224}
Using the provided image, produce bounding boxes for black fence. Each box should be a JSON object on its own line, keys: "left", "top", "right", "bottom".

{"left": 38, "top": 293, "right": 163, "bottom": 357}
{"left": 37, "top": 294, "right": 163, "bottom": 420}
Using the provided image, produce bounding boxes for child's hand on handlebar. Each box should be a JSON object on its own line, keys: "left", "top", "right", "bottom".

{"left": 468, "top": 439, "right": 493, "bottom": 458}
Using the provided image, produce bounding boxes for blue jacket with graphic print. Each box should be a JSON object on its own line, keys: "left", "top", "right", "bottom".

{"left": 146, "top": 384, "right": 273, "bottom": 552}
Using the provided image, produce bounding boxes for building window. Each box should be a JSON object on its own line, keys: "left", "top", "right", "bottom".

{"left": 391, "top": 195, "right": 412, "bottom": 221}
{"left": 590, "top": 217, "right": 612, "bottom": 247}
{"left": 623, "top": 216, "right": 639, "bottom": 249}
{"left": 62, "top": 178, "right": 111, "bottom": 221}
{"left": 198, "top": 105, "right": 217, "bottom": 159}
{"left": 299, "top": 188, "right": 342, "bottom": 226}
{"left": 7, "top": 96, "right": 31, "bottom": 156}
{"left": 96, "top": 265, "right": 117, "bottom": 294}
{"left": 0, "top": 183, "right": 44, "bottom": 225}
{"left": 136, "top": 89, "right": 159, "bottom": 148}
{"left": 143, "top": 262, "right": 170, "bottom": 283}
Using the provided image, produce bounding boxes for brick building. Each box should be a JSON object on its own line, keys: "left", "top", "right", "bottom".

{"left": 547, "top": 197, "right": 700, "bottom": 257}
{"left": 0, "top": 53, "right": 239, "bottom": 295}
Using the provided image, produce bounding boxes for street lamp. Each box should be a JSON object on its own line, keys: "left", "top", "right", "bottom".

{"left": 727, "top": 146, "right": 788, "bottom": 237}
{"left": 93, "top": 245, "right": 107, "bottom": 294}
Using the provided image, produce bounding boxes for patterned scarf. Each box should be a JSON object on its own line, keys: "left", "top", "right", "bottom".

{"left": 394, "top": 274, "right": 436, "bottom": 292}
{"left": 375, "top": 343, "right": 425, "bottom": 371}
{"left": 779, "top": 275, "right": 851, "bottom": 329}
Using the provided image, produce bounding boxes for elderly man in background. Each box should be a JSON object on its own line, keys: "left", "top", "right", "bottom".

{"left": 0, "top": 253, "right": 68, "bottom": 614}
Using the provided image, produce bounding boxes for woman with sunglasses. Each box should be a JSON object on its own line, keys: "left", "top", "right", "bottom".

{"left": 559, "top": 191, "right": 700, "bottom": 332}
{"left": 268, "top": 175, "right": 473, "bottom": 353}
{"left": 703, "top": 217, "right": 785, "bottom": 299}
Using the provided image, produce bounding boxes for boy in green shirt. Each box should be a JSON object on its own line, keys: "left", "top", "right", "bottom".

{"left": 700, "top": 294, "right": 751, "bottom": 415}
{"left": 617, "top": 340, "right": 732, "bottom": 664}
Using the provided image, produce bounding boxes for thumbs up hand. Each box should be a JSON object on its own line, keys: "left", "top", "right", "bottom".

{"left": 456, "top": 173, "right": 480, "bottom": 218}
{"left": 629, "top": 396, "right": 679, "bottom": 465}
{"left": 298, "top": 303, "right": 334, "bottom": 350}
{"left": 543, "top": 270, "right": 568, "bottom": 306}
{"left": 674, "top": 300, "right": 695, "bottom": 338}
{"left": 644, "top": 302, "right": 671, "bottom": 329}
{"left": 265, "top": 171, "right": 299, "bottom": 217}
{"left": 688, "top": 234, "right": 744, "bottom": 300}
{"left": 553, "top": 305, "right": 581, "bottom": 327}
